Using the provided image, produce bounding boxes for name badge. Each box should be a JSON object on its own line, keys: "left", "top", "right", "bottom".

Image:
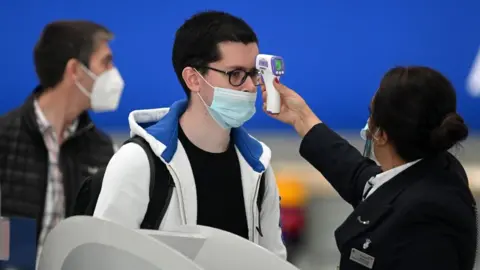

{"left": 0, "top": 218, "right": 10, "bottom": 260}
{"left": 350, "top": 248, "right": 374, "bottom": 269}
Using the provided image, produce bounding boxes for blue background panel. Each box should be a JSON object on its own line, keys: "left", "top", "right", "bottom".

{"left": 0, "top": 0, "right": 479, "bottom": 131}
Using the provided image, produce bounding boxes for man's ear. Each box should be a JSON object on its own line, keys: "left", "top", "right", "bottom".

{"left": 65, "top": 58, "right": 86, "bottom": 84}
{"left": 182, "top": 67, "right": 201, "bottom": 93}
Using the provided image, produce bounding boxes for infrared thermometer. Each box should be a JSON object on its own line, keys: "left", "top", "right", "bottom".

{"left": 256, "top": 54, "right": 285, "bottom": 114}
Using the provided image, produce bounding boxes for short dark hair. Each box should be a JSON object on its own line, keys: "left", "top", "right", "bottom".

{"left": 371, "top": 66, "right": 468, "bottom": 162}
{"left": 34, "top": 20, "right": 113, "bottom": 89}
{"left": 172, "top": 11, "right": 258, "bottom": 97}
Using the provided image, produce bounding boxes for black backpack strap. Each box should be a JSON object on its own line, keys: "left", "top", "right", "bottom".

{"left": 141, "top": 153, "right": 174, "bottom": 229}
{"left": 71, "top": 168, "right": 106, "bottom": 216}
{"left": 125, "top": 136, "right": 175, "bottom": 230}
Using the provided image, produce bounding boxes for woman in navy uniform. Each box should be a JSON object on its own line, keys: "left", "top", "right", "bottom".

{"left": 263, "top": 66, "right": 477, "bottom": 270}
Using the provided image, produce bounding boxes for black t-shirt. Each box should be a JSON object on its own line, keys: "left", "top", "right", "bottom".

{"left": 177, "top": 125, "right": 249, "bottom": 239}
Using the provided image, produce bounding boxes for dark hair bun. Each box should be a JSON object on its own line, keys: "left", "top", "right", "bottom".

{"left": 430, "top": 113, "right": 468, "bottom": 151}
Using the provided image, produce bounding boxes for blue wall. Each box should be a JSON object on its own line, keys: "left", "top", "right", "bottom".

{"left": 1, "top": 0, "right": 479, "bottom": 131}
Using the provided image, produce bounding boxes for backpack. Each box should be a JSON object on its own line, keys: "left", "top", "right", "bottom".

{"left": 71, "top": 136, "right": 266, "bottom": 230}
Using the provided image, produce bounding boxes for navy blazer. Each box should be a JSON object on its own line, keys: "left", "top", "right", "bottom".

{"left": 300, "top": 123, "right": 477, "bottom": 270}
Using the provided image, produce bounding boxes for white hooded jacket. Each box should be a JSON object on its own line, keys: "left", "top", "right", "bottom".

{"left": 93, "top": 100, "right": 287, "bottom": 259}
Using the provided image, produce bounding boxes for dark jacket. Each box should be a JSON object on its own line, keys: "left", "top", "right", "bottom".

{"left": 300, "top": 123, "right": 477, "bottom": 270}
{"left": 0, "top": 87, "right": 115, "bottom": 241}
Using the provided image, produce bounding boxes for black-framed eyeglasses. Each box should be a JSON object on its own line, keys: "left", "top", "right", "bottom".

{"left": 200, "top": 66, "right": 262, "bottom": 87}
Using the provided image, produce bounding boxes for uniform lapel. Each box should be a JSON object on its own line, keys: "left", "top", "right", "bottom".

{"left": 334, "top": 157, "right": 434, "bottom": 250}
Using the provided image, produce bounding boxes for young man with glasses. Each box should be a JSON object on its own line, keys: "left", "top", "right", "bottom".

{"left": 93, "top": 11, "right": 287, "bottom": 259}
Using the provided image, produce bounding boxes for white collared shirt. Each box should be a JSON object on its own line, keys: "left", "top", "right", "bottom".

{"left": 33, "top": 100, "right": 78, "bottom": 260}
{"left": 363, "top": 159, "right": 422, "bottom": 200}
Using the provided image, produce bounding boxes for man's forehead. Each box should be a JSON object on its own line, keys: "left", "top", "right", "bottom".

{"left": 217, "top": 41, "right": 258, "bottom": 69}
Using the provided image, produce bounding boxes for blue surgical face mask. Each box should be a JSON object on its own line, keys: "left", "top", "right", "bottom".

{"left": 196, "top": 72, "right": 257, "bottom": 129}
{"left": 360, "top": 119, "right": 379, "bottom": 159}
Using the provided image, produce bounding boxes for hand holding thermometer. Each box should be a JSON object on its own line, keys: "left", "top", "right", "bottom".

{"left": 256, "top": 54, "right": 285, "bottom": 114}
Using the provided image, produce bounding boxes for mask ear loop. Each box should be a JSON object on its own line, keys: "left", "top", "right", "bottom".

{"left": 75, "top": 64, "right": 98, "bottom": 97}
{"left": 193, "top": 68, "right": 215, "bottom": 105}
{"left": 363, "top": 128, "right": 381, "bottom": 158}
{"left": 363, "top": 139, "right": 372, "bottom": 158}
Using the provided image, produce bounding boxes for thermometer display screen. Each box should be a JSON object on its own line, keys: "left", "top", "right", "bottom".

{"left": 274, "top": 59, "right": 283, "bottom": 71}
